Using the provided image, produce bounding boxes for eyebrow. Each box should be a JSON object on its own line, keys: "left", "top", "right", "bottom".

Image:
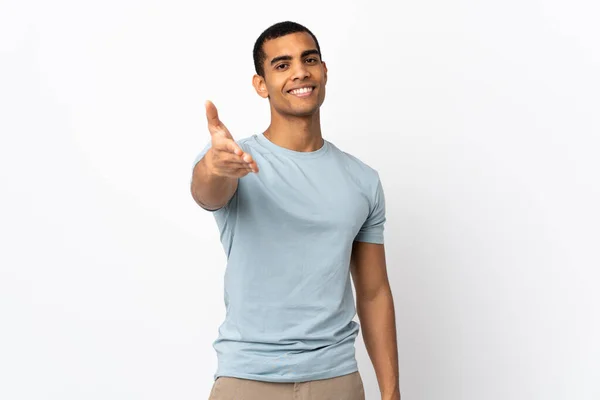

{"left": 270, "top": 49, "right": 321, "bottom": 65}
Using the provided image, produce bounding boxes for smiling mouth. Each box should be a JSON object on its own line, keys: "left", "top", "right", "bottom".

{"left": 288, "top": 86, "right": 315, "bottom": 97}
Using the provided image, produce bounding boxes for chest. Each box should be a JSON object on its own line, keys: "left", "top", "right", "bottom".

{"left": 238, "top": 160, "right": 370, "bottom": 240}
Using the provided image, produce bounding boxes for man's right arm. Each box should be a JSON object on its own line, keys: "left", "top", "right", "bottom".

{"left": 190, "top": 149, "right": 239, "bottom": 210}
{"left": 190, "top": 100, "right": 258, "bottom": 211}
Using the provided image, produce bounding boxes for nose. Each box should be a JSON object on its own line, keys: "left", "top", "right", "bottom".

{"left": 291, "top": 61, "right": 310, "bottom": 81}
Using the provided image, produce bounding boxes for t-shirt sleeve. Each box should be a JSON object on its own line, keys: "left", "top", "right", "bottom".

{"left": 354, "top": 176, "right": 386, "bottom": 244}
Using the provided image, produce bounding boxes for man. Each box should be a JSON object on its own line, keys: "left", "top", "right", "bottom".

{"left": 190, "top": 21, "right": 400, "bottom": 400}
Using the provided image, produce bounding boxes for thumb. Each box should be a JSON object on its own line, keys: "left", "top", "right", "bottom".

{"left": 205, "top": 100, "right": 233, "bottom": 140}
{"left": 205, "top": 100, "right": 221, "bottom": 129}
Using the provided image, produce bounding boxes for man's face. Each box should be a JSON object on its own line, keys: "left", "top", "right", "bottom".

{"left": 253, "top": 32, "right": 327, "bottom": 118}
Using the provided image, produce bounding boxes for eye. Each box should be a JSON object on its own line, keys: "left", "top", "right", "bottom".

{"left": 275, "top": 63, "right": 289, "bottom": 70}
{"left": 305, "top": 57, "right": 318, "bottom": 64}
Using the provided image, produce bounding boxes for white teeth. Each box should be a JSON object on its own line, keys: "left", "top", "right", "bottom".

{"left": 290, "top": 87, "right": 313, "bottom": 95}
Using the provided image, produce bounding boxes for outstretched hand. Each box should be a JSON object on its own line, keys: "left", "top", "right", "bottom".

{"left": 204, "top": 100, "right": 259, "bottom": 177}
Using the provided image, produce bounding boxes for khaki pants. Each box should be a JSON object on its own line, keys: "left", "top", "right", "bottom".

{"left": 208, "top": 371, "right": 365, "bottom": 400}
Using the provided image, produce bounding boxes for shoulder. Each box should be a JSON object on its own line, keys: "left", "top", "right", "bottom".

{"left": 327, "top": 141, "right": 382, "bottom": 185}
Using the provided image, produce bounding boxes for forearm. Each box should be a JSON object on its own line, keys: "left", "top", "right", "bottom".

{"left": 191, "top": 151, "right": 238, "bottom": 209}
{"left": 357, "top": 286, "right": 400, "bottom": 399}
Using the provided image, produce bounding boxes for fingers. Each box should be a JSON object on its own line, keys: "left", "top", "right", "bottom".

{"left": 240, "top": 152, "right": 259, "bottom": 173}
{"left": 207, "top": 145, "right": 259, "bottom": 175}
{"left": 222, "top": 152, "right": 259, "bottom": 173}
{"left": 219, "top": 154, "right": 250, "bottom": 166}
{"left": 208, "top": 160, "right": 256, "bottom": 178}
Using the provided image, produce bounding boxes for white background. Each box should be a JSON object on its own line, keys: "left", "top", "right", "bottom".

{"left": 1, "top": 0, "right": 599, "bottom": 399}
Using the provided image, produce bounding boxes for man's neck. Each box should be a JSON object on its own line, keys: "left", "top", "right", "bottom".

{"left": 264, "top": 110, "right": 324, "bottom": 152}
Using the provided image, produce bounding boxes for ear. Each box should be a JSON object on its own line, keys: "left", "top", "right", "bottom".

{"left": 322, "top": 61, "right": 328, "bottom": 84}
{"left": 252, "top": 74, "right": 269, "bottom": 99}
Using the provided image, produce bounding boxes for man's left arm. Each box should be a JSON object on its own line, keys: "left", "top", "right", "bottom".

{"left": 350, "top": 240, "right": 400, "bottom": 400}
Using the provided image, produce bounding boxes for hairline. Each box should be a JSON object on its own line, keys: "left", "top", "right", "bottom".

{"left": 256, "top": 30, "right": 322, "bottom": 77}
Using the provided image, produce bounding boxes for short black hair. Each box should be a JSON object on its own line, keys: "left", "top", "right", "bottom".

{"left": 253, "top": 21, "right": 322, "bottom": 77}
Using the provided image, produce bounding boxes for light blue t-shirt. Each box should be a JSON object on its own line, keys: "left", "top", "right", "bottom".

{"left": 191, "top": 132, "right": 386, "bottom": 383}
